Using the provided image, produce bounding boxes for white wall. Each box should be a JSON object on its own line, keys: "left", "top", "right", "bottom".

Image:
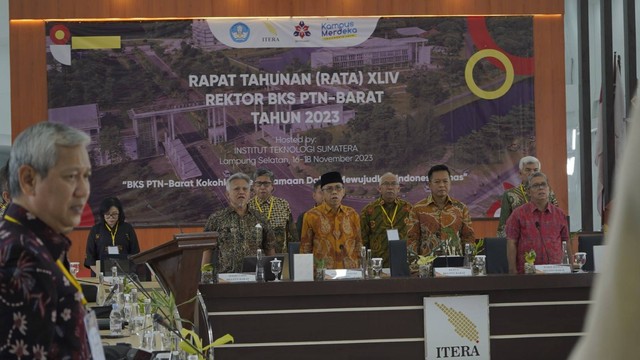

{"left": 0, "top": 0, "right": 10, "bottom": 146}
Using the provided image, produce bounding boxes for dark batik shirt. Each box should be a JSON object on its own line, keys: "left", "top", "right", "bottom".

{"left": 248, "top": 195, "right": 298, "bottom": 253}
{"left": 203, "top": 207, "right": 276, "bottom": 276}
{"left": 0, "top": 204, "right": 91, "bottom": 359}
{"left": 360, "top": 197, "right": 413, "bottom": 267}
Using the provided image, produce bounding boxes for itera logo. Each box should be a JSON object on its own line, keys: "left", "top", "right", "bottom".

{"left": 434, "top": 302, "right": 480, "bottom": 358}
{"left": 229, "top": 22, "right": 250, "bottom": 43}
{"left": 293, "top": 21, "right": 311, "bottom": 40}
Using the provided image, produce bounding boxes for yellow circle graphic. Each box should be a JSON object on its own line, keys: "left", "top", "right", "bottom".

{"left": 465, "top": 49, "right": 514, "bottom": 100}
{"left": 55, "top": 29, "right": 66, "bottom": 41}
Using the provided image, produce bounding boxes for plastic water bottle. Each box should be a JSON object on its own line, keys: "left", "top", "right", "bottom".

{"left": 360, "top": 246, "right": 367, "bottom": 278}
{"left": 463, "top": 243, "right": 472, "bottom": 268}
{"left": 110, "top": 303, "right": 123, "bottom": 336}
{"left": 561, "top": 241, "right": 570, "bottom": 266}
{"left": 97, "top": 272, "right": 105, "bottom": 306}
{"left": 256, "top": 249, "right": 265, "bottom": 282}
{"left": 123, "top": 294, "right": 132, "bottom": 323}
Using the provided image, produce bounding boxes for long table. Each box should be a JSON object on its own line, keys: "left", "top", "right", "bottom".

{"left": 198, "top": 274, "right": 594, "bottom": 360}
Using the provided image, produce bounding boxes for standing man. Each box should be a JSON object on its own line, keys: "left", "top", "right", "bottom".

{"left": 202, "top": 172, "right": 276, "bottom": 277}
{"left": 300, "top": 171, "right": 362, "bottom": 269}
{"left": 249, "top": 168, "right": 297, "bottom": 253}
{"left": 506, "top": 172, "right": 570, "bottom": 274}
{"left": 0, "top": 122, "right": 92, "bottom": 358}
{"left": 296, "top": 179, "right": 323, "bottom": 239}
{"left": 360, "top": 172, "right": 412, "bottom": 267}
{"left": 407, "top": 164, "right": 475, "bottom": 256}
{"left": 497, "top": 156, "right": 558, "bottom": 237}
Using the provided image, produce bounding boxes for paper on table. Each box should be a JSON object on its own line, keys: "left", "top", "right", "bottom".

{"left": 293, "top": 254, "right": 314, "bottom": 281}
{"left": 593, "top": 245, "right": 608, "bottom": 273}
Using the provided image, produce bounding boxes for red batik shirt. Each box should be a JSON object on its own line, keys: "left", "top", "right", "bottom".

{"left": 505, "top": 201, "right": 569, "bottom": 274}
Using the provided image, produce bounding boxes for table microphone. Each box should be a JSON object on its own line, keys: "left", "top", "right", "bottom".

{"left": 152, "top": 313, "right": 206, "bottom": 358}
{"left": 146, "top": 202, "right": 184, "bottom": 233}
{"left": 535, "top": 221, "right": 550, "bottom": 263}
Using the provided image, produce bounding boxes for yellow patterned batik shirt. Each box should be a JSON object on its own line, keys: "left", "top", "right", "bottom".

{"left": 300, "top": 202, "right": 362, "bottom": 269}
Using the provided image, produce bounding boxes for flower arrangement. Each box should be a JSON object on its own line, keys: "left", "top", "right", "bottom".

{"left": 524, "top": 249, "right": 536, "bottom": 264}
{"left": 523, "top": 249, "right": 537, "bottom": 274}
{"left": 120, "top": 270, "right": 234, "bottom": 358}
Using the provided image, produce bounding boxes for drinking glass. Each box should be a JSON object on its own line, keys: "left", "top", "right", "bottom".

{"left": 200, "top": 270, "right": 214, "bottom": 284}
{"left": 472, "top": 255, "right": 486, "bottom": 276}
{"left": 573, "top": 252, "right": 587, "bottom": 273}
{"left": 371, "top": 258, "right": 383, "bottom": 279}
{"left": 69, "top": 262, "right": 80, "bottom": 278}
{"left": 270, "top": 259, "right": 282, "bottom": 281}
{"left": 419, "top": 263, "right": 432, "bottom": 278}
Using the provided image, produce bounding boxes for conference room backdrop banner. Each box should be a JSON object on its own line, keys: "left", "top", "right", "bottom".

{"left": 45, "top": 16, "right": 535, "bottom": 226}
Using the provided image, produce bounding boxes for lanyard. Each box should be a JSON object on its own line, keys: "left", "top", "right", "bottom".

{"left": 56, "top": 259, "right": 87, "bottom": 305}
{"left": 105, "top": 222, "right": 119, "bottom": 246}
{"left": 4, "top": 214, "right": 87, "bottom": 306}
{"left": 379, "top": 202, "right": 399, "bottom": 228}
{"left": 519, "top": 184, "right": 528, "bottom": 203}
{"left": 254, "top": 197, "right": 274, "bottom": 220}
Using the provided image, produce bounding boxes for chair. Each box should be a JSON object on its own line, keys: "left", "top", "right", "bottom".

{"left": 483, "top": 237, "right": 509, "bottom": 274}
{"left": 388, "top": 240, "right": 410, "bottom": 277}
{"left": 578, "top": 233, "right": 604, "bottom": 272}
{"left": 80, "top": 283, "right": 98, "bottom": 303}
{"left": 242, "top": 255, "right": 285, "bottom": 281}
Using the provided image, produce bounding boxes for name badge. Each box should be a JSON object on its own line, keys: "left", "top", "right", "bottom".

{"left": 386, "top": 229, "right": 400, "bottom": 241}
{"left": 323, "top": 269, "right": 364, "bottom": 280}
{"left": 534, "top": 264, "right": 572, "bottom": 274}
{"left": 107, "top": 246, "right": 119, "bottom": 255}
{"left": 84, "top": 310, "right": 106, "bottom": 360}
{"left": 217, "top": 273, "right": 256, "bottom": 283}
{"left": 434, "top": 267, "right": 473, "bottom": 277}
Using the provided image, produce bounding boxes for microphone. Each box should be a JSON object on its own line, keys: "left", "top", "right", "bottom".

{"left": 152, "top": 313, "right": 206, "bottom": 358}
{"left": 339, "top": 244, "right": 347, "bottom": 268}
{"left": 146, "top": 202, "right": 183, "bottom": 233}
{"left": 534, "top": 221, "right": 550, "bottom": 263}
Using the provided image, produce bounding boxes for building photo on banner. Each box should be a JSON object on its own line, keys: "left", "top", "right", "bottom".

{"left": 45, "top": 16, "right": 535, "bottom": 227}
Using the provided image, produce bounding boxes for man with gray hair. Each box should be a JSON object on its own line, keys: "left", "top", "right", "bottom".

{"left": 202, "top": 172, "right": 276, "bottom": 277}
{"left": 360, "top": 172, "right": 412, "bottom": 267}
{"left": 505, "top": 171, "right": 569, "bottom": 274}
{"left": 249, "top": 168, "right": 297, "bottom": 253}
{"left": 0, "top": 122, "right": 92, "bottom": 358}
{"left": 497, "top": 156, "right": 558, "bottom": 237}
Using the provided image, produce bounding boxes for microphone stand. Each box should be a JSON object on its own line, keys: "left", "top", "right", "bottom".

{"left": 535, "top": 221, "right": 550, "bottom": 263}
{"left": 146, "top": 202, "right": 184, "bottom": 233}
{"left": 153, "top": 313, "right": 206, "bottom": 359}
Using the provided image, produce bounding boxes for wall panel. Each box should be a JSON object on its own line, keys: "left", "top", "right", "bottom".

{"left": 9, "top": 0, "right": 564, "bottom": 265}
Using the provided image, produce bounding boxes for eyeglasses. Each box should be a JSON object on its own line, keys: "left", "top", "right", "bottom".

{"left": 254, "top": 181, "right": 273, "bottom": 187}
{"left": 322, "top": 185, "right": 344, "bottom": 193}
{"left": 380, "top": 182, "right": 399, "bottom": 187}
{"left": 529, "top": 182, "right": 548, "bottom": 190}
{"left": 104, "top": 212, "right": 119, "bottom": 218}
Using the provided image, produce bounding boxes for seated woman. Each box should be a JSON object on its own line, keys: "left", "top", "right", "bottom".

{"left": 84, "top": 197, "right": 140, "bottom": 273}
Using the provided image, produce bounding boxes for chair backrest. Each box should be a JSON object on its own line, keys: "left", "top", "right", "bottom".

{"left": 578, "top": 233, "right": 604, "bottom": 272}
{"left": 242, "top": 255, "right": 286, "bottom": 281}
{"left": 483, "top": 237, "right": 509, "bottom": 274}
{"left": 80, "top": 283, "right": 98, "bottom": 303}
{"left": 388, "top": 240, "right": 409, "bottom": 277}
